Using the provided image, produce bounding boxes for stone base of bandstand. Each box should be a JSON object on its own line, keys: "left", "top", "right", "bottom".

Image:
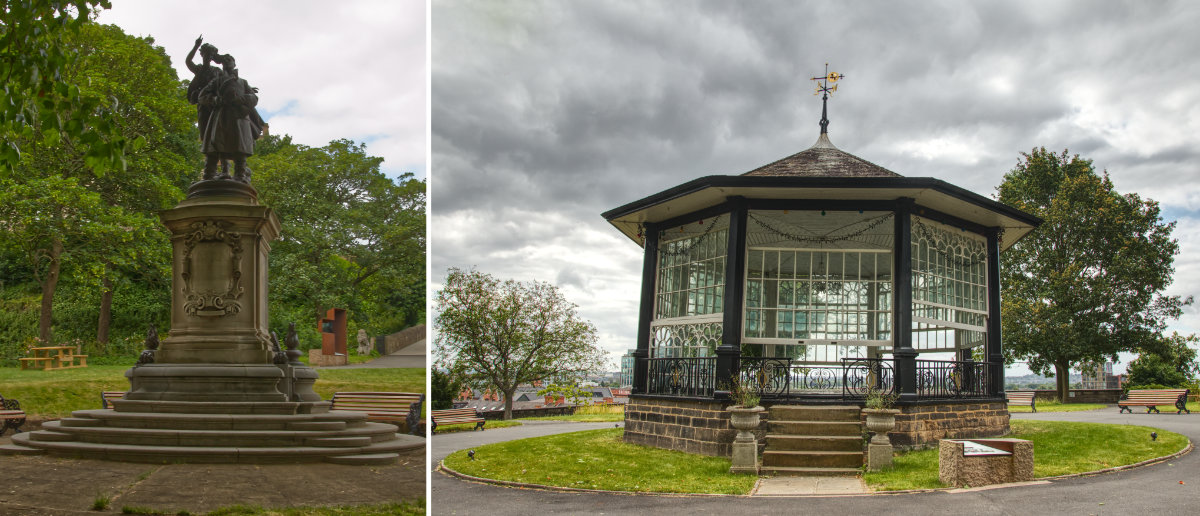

{"left": 625, "top": 396, "right": 1009, "bottom": 459}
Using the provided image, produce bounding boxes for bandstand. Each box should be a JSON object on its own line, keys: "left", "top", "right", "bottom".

{"left": 602, "top": 75, "right": 1041, "bottom": 457}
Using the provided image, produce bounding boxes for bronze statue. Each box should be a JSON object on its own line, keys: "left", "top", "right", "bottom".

{"left": 186, "top": 36, "right": 265, "bottom": 184}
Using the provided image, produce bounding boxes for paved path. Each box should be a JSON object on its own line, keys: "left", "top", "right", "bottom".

{"left": 431, "top": 408, "right": 1200, "bottom": 515}
{"left": 318, "top": 339, "right": 426, "bottom": 369}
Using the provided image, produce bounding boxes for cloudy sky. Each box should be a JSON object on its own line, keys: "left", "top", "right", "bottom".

{"left": 431, "top": 0, "right": 1200, "bottom": 376}
{"left": 98, "top": 0, "right": 427, "bottom": 179}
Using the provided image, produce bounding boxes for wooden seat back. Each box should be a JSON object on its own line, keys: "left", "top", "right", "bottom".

{"left": 330, "top": 391, "right": 425, "bottom": 436}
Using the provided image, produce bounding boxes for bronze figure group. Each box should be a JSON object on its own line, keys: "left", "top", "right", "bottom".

{"left": 186, "top": 36, "right": 265, "bottom": 184}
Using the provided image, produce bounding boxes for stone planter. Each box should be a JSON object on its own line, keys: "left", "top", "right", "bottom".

{"left": 863, "top": 408, "right": 899, "bottom": 445}
{"left": 728, "top": 405, "right": 764, "bottom": 474}
{"left": 863, "top": 408, "right": 899, "bottom": 471}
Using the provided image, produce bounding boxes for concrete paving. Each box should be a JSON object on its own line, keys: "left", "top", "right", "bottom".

{"left": 754, "top": 475, "right": 867, "bottom": 495}
{"left": 431, "top": 407, "right": 1200, "bottom": 515}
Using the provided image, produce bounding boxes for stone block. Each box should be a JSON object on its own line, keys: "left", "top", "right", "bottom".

{"left": 939, "top": 438, "right": 1033, "bottom": 487}
{"left": 867, "top": 443, "right": 893, "bottom": 471}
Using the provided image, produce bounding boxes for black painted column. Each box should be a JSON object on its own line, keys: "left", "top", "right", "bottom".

{"left": 985, "top": 227, "right": 1003, "bottom": 397}
{"left": 717, "top": 197, "right": 748, "bottom": 397}
{"left": 893, "top": 198, "right": 917, "bottom": 401}
{"left": 632, "top": 222, "right": 659, "bottom": 395}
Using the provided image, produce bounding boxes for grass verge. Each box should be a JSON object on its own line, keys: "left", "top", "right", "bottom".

{"left": 1008, "top": 399, "right": 1106, "bottom": 413}
{"left": 864, "top": 420, "right": 1188, "bottom": 490}
{"left": 519, "top": 405, "right": 625, "bottom": 423}
{"left": 442, "top": 428, "right": 757, "bottom": 494}
{"left": 0, "top": 366, "right": 424, "bottom": 418}
{"left": 434, "top": 420, "right": 523, "bottom": 434}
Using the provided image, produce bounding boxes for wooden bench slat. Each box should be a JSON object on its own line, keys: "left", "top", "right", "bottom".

{"left": 1119, "top": 389, "right": 1190, "bottom": 414}
{"left": 431, "top": 407, "right": 486, "bottom": 434}
{"left": 329, "top": 391, "right": 425, "bottom": 436}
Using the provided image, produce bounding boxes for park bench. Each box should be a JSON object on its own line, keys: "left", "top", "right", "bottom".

{"left": 330, "top": 391, "right": 425, "bottom": 435}
{"left": 431, "top": 407, "right": 486, "bottom": 434}
{"left": 1118, "top": 389, "right": 1190, "bottom": 414}
{"left": 101, "top": 391, "right": 127, "bottom": 409}
{"left": 1005, "top": 391, "right": 1037, "bottom": 412}
{"left": 1, "top": 394, "right": 27, "bottom": 436}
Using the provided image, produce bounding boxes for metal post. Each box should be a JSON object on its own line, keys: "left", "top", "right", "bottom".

{"left": 893, "top": 198, "right": 917, "bottom": 401}
{"left": 633, "top": 222, "right": 659, "bottom": 395}
{"left": 717, "top": 197, "right": 748, "bottom": 397}
{"left": 986, "top": 227, "right": 1004, "bottom": 397}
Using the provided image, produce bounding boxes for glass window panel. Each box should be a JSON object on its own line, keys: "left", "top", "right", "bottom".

{"left": 844, "top": 253, "right": 860, "bottom": 281}
{"left": 765, "top": 251, "right": 779, "bottom": 279}
{"left": 828, "top": 252, "right": 844, "bottom": 280}
{"left": 780, "top": 252, "right": 795, "bottom": 279}
{"left": 796, "top": 251, "right": 811, "bottom": 279}
{"left": 748, "top": 249, "right": 763, "bottom": 279}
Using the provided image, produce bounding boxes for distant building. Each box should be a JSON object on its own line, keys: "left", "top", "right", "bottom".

{"left": 1082, "top": 361, "right": 1120, "bottom": 389}
{"left": 620, "top": 349, "right": 636, "bottom": 387}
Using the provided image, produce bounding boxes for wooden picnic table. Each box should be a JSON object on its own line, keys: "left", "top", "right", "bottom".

{"left": 19, "top": 346, "right": 88, "bottom": 371}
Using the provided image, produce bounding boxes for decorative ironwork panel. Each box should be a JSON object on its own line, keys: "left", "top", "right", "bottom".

{"left": 915, "top": 360, "right": 990, "bottom": 398}
{"left": 650, "top": 321, "right": 721, "bottom": 358}
{"left": 646, "top": 357, "right": 715, "bottom": 397}
{"left": 841, "top": 358, "right": 895, "bottom": 398}
{"left": 739, "top": 357, "right": 792, "bottom": 398}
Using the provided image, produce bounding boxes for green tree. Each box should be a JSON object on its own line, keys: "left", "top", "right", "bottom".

{"left": 1, "top": 0, "right": 133, "bottom": 173}
{"left": 997, "top": 148, "right": 1189, "bottom": 401}
{"left": 0, "top": 23, "right": 192, "bottom": 344}
{"left": 1127, "top": 332, "right": 1199, "bottom": 388}
{"left": 252, "top": 137, "right": 426, "bottom": 343}
{"left": 431, "top": 368, "right": 464, "bottom": 411}
{"left": 537, "top": 382, "right": 592, "bottom": 406}
{"left": 434, "top": 268, "right": 605, "bottom": 420}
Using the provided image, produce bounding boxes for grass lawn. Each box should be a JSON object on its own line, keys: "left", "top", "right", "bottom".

{"left": 1008, "top": 399, "right": 1106, "bottom": 413}
{"left": 442, "top": 428, "right": 757, "bottom": 494}
{"left": 124, "top": 501, "right": 426, "bottom": 515}
{"left": 864, "top": 420, "right": 1188, "bottom": 490}
{"left": 0, "top": 365, "right": 424, "bottom": 418}
{"left": 434, "top": 420, "right": 523, "bottom": 434}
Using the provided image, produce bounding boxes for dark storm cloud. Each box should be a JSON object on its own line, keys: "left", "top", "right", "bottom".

{"left": 432, "top": 0, "right": 1200, "bottom": 366}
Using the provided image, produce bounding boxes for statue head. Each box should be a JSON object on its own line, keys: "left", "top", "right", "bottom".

{"left": 216, "top": 54, "right": 238, "bottom": 75}
{"left": 199, "top": 43, "right": 219, "bottom": 63}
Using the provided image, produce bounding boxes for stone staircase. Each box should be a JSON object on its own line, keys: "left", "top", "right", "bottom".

{"left": 0, "top": 402, "right": 423, "bottom": 465}
{"left": 761, "top": 405, "right": 863, "bottom": 476}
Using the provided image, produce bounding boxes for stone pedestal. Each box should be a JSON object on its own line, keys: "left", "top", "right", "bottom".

{"left": 728, "top": 406, "right": 763, "bottom": 474}
{"left": 867, "top": 443, "right": 893, "bottom": 471}
{"left": 309, "top": 349, "right": 349, "bottom": 367}
{"left": 938, "top": 438, "right": 1033, "bottom": 487}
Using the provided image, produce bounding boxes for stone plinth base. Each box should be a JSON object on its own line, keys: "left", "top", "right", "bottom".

{"left": 624, "top": 396, "right": 745, "bottom": 457}
{"left": 125, "top": 364, "right": 287, "bottom": 403}
{"left": 867, "top": 443, "right": 893, "bottom": 471}
{"left": 309, "top": 350, "right": 348, "bottom": 367}
{"left": 939, "top": 438, "right": 1033, "bottom": 487}
{"left": 730, "top": 439, "right": 759, "bottom": 474}
{"left": 887, "top": 400, "right": 1010, "bottom": 449}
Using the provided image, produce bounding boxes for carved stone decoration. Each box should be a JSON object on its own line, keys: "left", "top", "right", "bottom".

{"left": 271, "top": 331, "right": 287, "bottom": 365}
{"left": 181, "top": 220, "right": 244, "bottom": 317}
{"left": 136, "top": 323, "right": 159, "bottom": 366}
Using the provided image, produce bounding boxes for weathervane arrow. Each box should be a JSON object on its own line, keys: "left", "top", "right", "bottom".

{"left": 811, "top": 63, "right": 844, "bottom": 135}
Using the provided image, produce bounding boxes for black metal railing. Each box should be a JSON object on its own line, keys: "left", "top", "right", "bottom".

{"left": 646, "top": 357, "right": 716, "bottom": 397}
{"left": 644, "top": 355, "right": 994, "bottom": 400}
{"left": 915, "top": 359, "right": 989, "bottom": 398}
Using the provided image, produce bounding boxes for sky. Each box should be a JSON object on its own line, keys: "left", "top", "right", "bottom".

{"left": 431, "top": 0, "right": 1200, "bottom": 376}
{"left": 97, "top": 0, "right": 428, "bottom": 180}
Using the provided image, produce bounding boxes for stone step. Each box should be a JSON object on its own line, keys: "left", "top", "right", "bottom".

{"left": 768, "top": 420, "right": 862, "bottom": 436}
{"left": 10, "top": 431, "right": 423, "bottom": 464}
{"left": 0, "top": 442, "right": 46, "bottom": 456}
{"left": 26, "top": 430, "right": 75, "bottom": 442}
{"left": 760, "top": 466, "right": 862, "bottom": 477}
{"left": 38, "top": 420, "right": 397, "bottom": 448}
{"left": 287, "top": 421, "right": 346, "bottom": 431}
{"left": 110, "top": 399, "right": 331, "bottom": 415}
{"left": 324, "top": 453, "right": 399, "bottom": 466}
{"left": 770, "top": 405, "right": 861, "bottom": 422}
{"left": 66, "top": 409, "right": 367, "bottom": 432}
{"left": 58, "top": 417, "right": 102, "bottom": 427}
{"left": 304, "top": 436, "right": 373, "bottom": 448}
{"left": 763, "top": 450, "right": 863, "bottom": 469}
{"left": 764, "top": 434, "right": 862, "bottom": 452}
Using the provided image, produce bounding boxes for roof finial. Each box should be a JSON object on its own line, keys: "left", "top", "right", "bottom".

{"left": 810, "top": 63, "right": 844, "bottom": 135}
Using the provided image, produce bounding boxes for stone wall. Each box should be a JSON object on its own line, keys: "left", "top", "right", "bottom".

{"left": 887, "top": 400, "right": 1009, "bottom": 449}
{"left": 375, "top": 324, "right": 425, "bottom": 355}
{"left": 1026, "top": 389, "right": 1122, "bottom": 404}
{"left": 626, "top": 396, "right": 1010, "bottom": 456}
{"left": 478, "top": 405, "right": 576, "bottom": 420}
{"left": 624, "top": 396, "right": 742, "bottom": 457}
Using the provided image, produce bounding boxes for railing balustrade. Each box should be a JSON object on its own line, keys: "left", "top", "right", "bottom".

{"left": 644, "top": 356, "right": 994, "bottom": 401}
{"left": 646, "top": 356, "right": 716, "bottom": 397}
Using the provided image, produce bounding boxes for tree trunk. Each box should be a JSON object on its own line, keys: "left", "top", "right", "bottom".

{"left": 503, "top": 388, "right": 516, "bottom": 420}
{"left": 97, "top": 274, "right": 114, "bottom": 345}
{"left": 37, "top": 238, "right": 63, "bottom": 344}
{"left": 1054, "top": 359, "right": 1070, "bottom": 403}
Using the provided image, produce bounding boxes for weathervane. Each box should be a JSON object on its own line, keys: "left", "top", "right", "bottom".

{"left": 811, "top": 63, "right": 844, "bottom": 135}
